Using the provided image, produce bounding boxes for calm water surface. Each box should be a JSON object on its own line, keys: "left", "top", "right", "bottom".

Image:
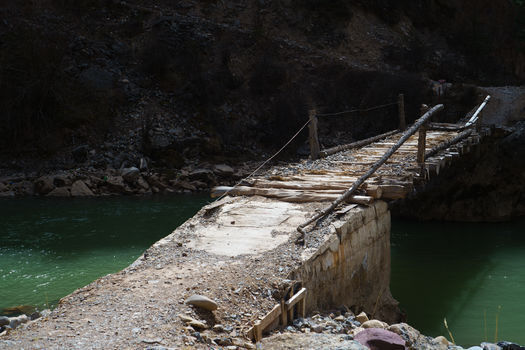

{"left": 391, "top": 219, "right": 525, "bottom": 347}
{"left": 2, "top": 197, "right": 525, "bottom": 347}
{"left": 0, "top": 195, "right": 210, "bottom": 312}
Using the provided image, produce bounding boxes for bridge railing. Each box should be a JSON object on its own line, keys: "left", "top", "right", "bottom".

{"left": 309, "top": 95, "right": 406, "bottom": 159}
{"left": 297, "top": 94, "right": 492, "bottom": 242}
{"left": 297, "top": 103, "right": 445, "bottom": 241}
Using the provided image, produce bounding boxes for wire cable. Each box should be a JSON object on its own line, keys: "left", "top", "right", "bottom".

{"left": 316, "top": 101, "right": 398, "bottom": 117}
{"left": 214, "top": 118, "right": 312, "bottom": 202}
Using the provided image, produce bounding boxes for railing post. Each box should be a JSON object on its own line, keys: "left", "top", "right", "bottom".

{"left": 417, "top": 104, "right": 429, "bottom": 173}
{"left": 476, "top": 107, "right": 483, "bottom": 133}
{"left": 308, "top": 109, "right": 320, "bottom": 160}
{"left": 398, "top": 93, "right": 406, "bottom": 131}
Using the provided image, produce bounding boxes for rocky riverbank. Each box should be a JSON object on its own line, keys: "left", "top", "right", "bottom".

{"left": 0, "top": 161, "right": 259, "bottom": 198}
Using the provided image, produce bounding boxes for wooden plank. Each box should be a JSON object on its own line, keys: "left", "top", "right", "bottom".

{"left": 319, "top": 130, "right": 399, "bottom": 158}
{"left": 253, "top": 303, "right": 281, "bottom": 341}
{"left": 280, "top": 299, "right": 288, "bottom": 326}
{"left": 286, "top": 288, "right": 307, "bottom": 309}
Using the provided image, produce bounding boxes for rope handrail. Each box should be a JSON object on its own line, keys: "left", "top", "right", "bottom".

{"left": 315, "top": 101, "right": 398, "bottom": 118}
{"left": 213, "top": 119, "right": 311, "bottom": 202}
{"left": 296, "top": 104, "right": 445, "bottom": 243}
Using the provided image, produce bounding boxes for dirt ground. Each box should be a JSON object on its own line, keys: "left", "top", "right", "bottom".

{"left": 0, "top": 197, "right": 325, "bottom": 350}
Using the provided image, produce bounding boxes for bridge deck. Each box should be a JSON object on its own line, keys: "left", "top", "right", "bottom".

{"left": 215, "top": 127, "right": 492, "bottom": 205}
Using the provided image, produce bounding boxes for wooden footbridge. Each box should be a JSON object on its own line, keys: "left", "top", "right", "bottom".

{"left": 2, "top": 95, "right": 498, "bottom": 349}
{"left": 214, "top": 95, "right": 493, "bottom": 239}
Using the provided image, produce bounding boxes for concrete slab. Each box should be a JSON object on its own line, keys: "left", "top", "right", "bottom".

{"left": 188, "top": 196, "right": 312, "bottom": 256}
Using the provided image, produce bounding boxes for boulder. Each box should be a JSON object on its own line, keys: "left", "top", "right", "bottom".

{"left": 185, "top": 294, "right": 218, "bottom": 311}
{"left": 139, "top": 158, "right": 148, "bottom": 171}
{"left": 188, "top": 169, "right": 216, "bottom": 184}
{"left": 105, "top": 176, "right": 127, "bottom": 193}
{"left": 53, "top": 175, "right": 71, "bottom": 187}
{"left": 213, "top": 164, "right": 234, "bottom": 176}
{"left": 354, "top": 328, "right": 406, "bottom": 350}
{"left": 0, "top": 316, "right": 8, "bottom": 326}
{"left": 434, "top": 336, "right": 449, "bottom": 346}
{"left": 34, "top": 176, "right": 55, "bottom": 195}
{"left": 362, "top": 320, "right": 388, "bottom": 329}
{"left": 497, "top": 342, "right": 525, "bottom": 350}
{"left": 14, "top": 181, "right": 34, "bottom": 196}
{"left": 387, "top": 323, "right": 422, "bottom": 349}
{"left": 71, "top": 180, "right": 94, "bottom": 196}
{"left": 356, "top": 312, "right": 369, "bottom": 324}
{"left": 121, "top": 167, "right": 140, "bottom": 182}
{"left": 47, "top": 187, "right": 71, "bottom": 197}
{"left": 136, "top": 176, "right": 150, "bottom": 191}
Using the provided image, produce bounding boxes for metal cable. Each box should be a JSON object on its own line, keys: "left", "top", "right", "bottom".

{"left": 316, "top": 102, "right": 398, "bottom": 117}
{"left": 214, "top": 118, "right": 312, "bottom": 202}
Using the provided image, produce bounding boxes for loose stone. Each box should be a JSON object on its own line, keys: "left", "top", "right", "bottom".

{"left": 185, "top": 294, "right": 218, "bottom": 311}
{"left": 355, "top": 312, "right": 369, "bottom": 324}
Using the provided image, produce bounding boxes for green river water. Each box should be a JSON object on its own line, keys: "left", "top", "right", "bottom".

{"left": 1, "top": 196, "right": 524, "bottom": 347}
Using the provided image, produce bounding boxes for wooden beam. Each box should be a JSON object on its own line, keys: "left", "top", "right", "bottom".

{"left": 252, "top": 303, "right": 282, "bottom": 342}
{"left": 285, "top": 288, "right": 307, "bottom": 309}
{"left": 319, "top": 130, "right": 399, "bottom": 158}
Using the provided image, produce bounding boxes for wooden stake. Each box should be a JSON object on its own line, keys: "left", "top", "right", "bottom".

{"left": 308, "top": 110, "right": 320, "bottom": 160}
{"left": 398, "top": 94, "right": 406, "bottom": 131}
{"left": 417, "top": 105, "right": 429, "bottom": 171}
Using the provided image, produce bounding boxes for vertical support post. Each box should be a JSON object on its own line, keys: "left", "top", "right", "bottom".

{"left": 398, "top": 94, "right": 406, "bottom": 131}
{"left": 417, "top": 104, "right": 429, "bottom": 175}
{"left": 280, "top": 299, "right": 288, "bottom": 326}
{"left": 299, "top": 290, "right": 307, "bottom": 318}
{"left": 308, "top": 109, "right": 320, "bottom": 160}
{"left": 287, "top": 288, "right": 295, "bottom": 323}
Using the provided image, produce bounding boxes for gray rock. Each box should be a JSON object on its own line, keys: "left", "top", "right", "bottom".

{"left": 53, "top": 175, "right": 70, "bottom": 187}
{"left": 497, "top": 342, "right": 525, "bottom": 350}
{"left": 139, "top": 158, "right": 148, "bottom": 171}
{"left": 467, "top": 347, "right": 483, "bottom": 350}
{"left": 29, "top": 312, "right": 41, "bottom": 320}
{"left": 185, "top": 294, "right": 218, "bottom": 311}
{"left": 0, "top": 191, "right": 15, "bottom": 197}
{"left": 0, "top": 182, "right": 6, "bottom": 192}
{"left": 188, "top": 169, "right": 215, "bottom": 183}
{"left": 121, "top": 167, "right": 140, "bottom": 182}
{"left": 71, "top": 180, "right": 94, "bottom": 197}
{"left": 0, "top": 317, "right": 8, "bottom": 326}
{"left": 34, "top": 176, "right": 55, "bottom": 195}
{"left": 482, "top": 343, "right": 502, "bottom": 350}
{"left": 213, "top": 164, "right": 234, "bottom": 176}
{"left": 46, "top": 187, "right": 71, "bottom": 197}
{"left": 14, "top": 181, "right": 34, "bottom": 195}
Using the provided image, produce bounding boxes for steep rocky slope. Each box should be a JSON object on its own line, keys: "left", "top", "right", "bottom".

{"left": 0, "top": 0, "right": 523, "bottom": 178}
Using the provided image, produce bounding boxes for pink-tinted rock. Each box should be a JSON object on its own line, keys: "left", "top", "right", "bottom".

{"left": 355, "top": 328, "right": 406, "bottom": 350}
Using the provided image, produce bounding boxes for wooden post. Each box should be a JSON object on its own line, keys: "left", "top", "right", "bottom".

{"left": 280, "top": 299, "right": 288, "bottom": 326}
{"left": 308, "top": 110, "right": 320, "bottom": 160}
{"left": 398, "top": 94, "right": 406, "bottom": 131}
{"left": 417, "top": 105, "right": 429, "bottom": 174}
